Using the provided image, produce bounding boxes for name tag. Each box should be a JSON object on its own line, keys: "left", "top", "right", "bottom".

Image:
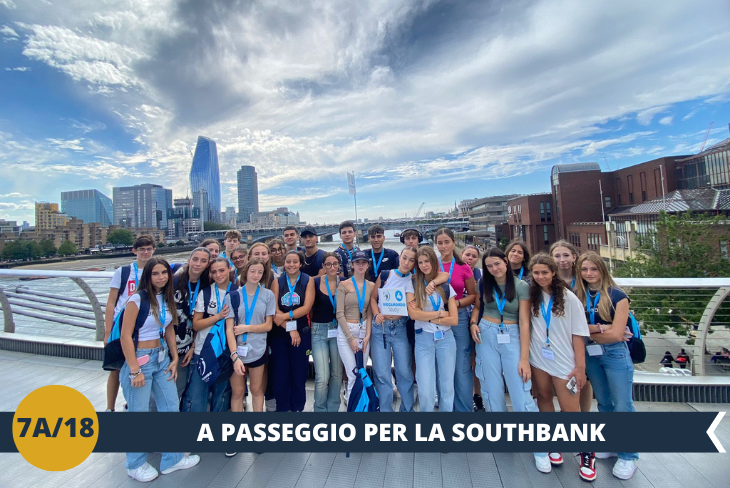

{"left": 286, "top": 321, "right": 297, "bottom": 332}
{"left": 158, "top": 348, "right": 166, "bottom": 363}
{"left": 434, "top": 330, "right": 444, "bottom": 341}
{"left": 239, "top": 344, "right": 250, "bottom": 357}
{"left": 497, "top": 332, "right": 511, "bottom": 344}
{"left": 542, "top": 347, "right": 555, "bottom": 361}
{"left": 327, "top": 328, "right": 338, "bottom": 339}
{"left": 586, "top": 344, "right": 603, "bottom": 356}
{"left": 358, "top": 327, "right": 367, "bottom": 339}
{"left": 378, "top": 288, "right": 408, "bottom": 316}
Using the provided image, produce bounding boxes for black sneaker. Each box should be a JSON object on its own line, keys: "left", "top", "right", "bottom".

{"left": 473, "top": 394, "right": 485, "bottom": 412}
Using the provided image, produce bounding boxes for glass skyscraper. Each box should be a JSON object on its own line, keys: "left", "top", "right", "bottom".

{"left": 112, "top": 184, "right": 173, "bottom": 229}
{"left": 61, "top": 189, "right": 113, "bottom": 226}
{"left": 237, "top": 165, "right": 259, "bottom": 223}
{"left": 190, "top": 136, "right": 221, "bottom": 223}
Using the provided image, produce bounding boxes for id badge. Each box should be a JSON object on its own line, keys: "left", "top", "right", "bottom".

{"left": 497, "top": 331, "right": 511, "bottom": 344}
{"left": 328, "top": 328, "right": 338, "bottom": 339}
{"left": 157, "top": 348, "right": 165, "bottom": 363}
{"left": 240, "top": 344, "right": 250, "bottom": 357}
{"left": 586, "top": 344, "right": 603, "bottom": 356}
{"left": 434, "top": 330, "right": 445, "bottom": 341}
{"left": 541, "top": 347, "right": 555, "bottom": 361}
{"left": 358, "top": 327, "right": 367, "bottom": 339}
{"left": 286, "top": 321, "right": 297, "bottom": 332}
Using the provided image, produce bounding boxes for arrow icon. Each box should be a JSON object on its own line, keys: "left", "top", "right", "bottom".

{"left": 707, "top": 412, "right": 726, "bottom": 453}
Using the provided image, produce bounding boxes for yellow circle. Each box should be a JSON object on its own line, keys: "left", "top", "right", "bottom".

{"left": 12, "top": 385, "right": 99, "bottom": 471}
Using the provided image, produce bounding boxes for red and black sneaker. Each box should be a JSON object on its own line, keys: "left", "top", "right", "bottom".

{"left": 578, "top": 452, "right": 597, "bottom": 482}
{"left": 548, "top": 452, "right": 563, "bottom": 465}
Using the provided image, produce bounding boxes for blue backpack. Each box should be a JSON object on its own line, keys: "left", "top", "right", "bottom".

{"left": 103, "top": 290, "right": 152, "bottom": 371}
{"left": 347, "top": 350, "right": 380, "bottom": 412}
{"left": 196, "top": 286, "right": 240, "bottom": 384}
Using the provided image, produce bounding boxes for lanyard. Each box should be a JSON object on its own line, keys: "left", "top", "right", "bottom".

{"left": 517, "top": 267, "right": 524, "bottom": 280}
{"left": 340, "top": 244, "right": 354, "bottom": 263}
{"left": 272, "top": 264, "right": 280, "bottom": 275}
{"left": 371, "top": 249, "right": 385, "bottom": 277}
{"left": 214, "top": 282, "right": 232, "bottom": 326}
{"left": 353, "top": 277, "right": 366, "bottom": 325}
{"left": 325, "top": 275, "right": 338, "bottom": 310}
{"left": 424, "top": 279, "right": 442, "bottom": 313}
{"left": 187, "top": 280, "right": 200, "bottom": 316}
{"left": 586, "top": 291, "right": 600, "bottom": 325}
{"left": 394, "top": 269, "right": 407, "bottom": 278}
{"left": 571, "top": 276, "right": 576, "bottom": 289}
{"left": 286, "top": 273, "right": 301, "bottom": 318}
{"left": 439, "top": 257, "right": 455, "bottom": 284}
{"left": 540, "top": 295, "right": 553, "bottom": 345}
{"left": 241, "top": 285, "right": 261, "bottom": 343}
{"left": 132, "top": 262, "right": 140, "bottom": 289}
{"left": 158, "top": 298, "right": 166, "bottom": 339}
{"left": 493, "top": 289, "right": 507, "bottom": 328}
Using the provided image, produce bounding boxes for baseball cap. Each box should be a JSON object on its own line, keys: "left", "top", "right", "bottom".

{"left": 352, "top": 250, "right": 370, "bottom": 262}
{"left": 300, "top": 225, "right": 317, "bottom": 237}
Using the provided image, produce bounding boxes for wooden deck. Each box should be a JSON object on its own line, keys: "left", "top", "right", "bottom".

{"left": 1, "top": 349, "right": 729, "bottom": 488}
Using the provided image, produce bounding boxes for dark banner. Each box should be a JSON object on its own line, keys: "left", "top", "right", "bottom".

{"left": 1, "top": 412, "right": 725, "bottom": 453}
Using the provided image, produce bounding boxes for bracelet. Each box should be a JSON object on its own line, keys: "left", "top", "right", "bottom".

{"left": 234, "top": 356, "right": 243, "bottom": 364}
{"left": 129, "top": 370, "right": 142, "bottom": 380}
{"left": 598, "top": 324, "right": 604, "bottom": 333}
{"left": 457, "top": 299, "right": 461, "bottom": 308}
{"left": 230, "top": 351, "right": 238, "bottom": 359}
{"left": 470, "top": 323, "right": 478, "bottom": 328}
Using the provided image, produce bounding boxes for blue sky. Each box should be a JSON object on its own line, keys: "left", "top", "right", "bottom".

{"left": 0, "top": 0, "right": 729, "bottom": 226}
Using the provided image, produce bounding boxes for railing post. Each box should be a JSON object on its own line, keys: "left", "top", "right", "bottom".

{"left": 694, "top": 286, "right": 730, "bottom": 376}
{"left": 0, "top": 287, "right": 15, "bottom": 333}
{"left": 71, "top": 278, "right": 106, "bottom": 341}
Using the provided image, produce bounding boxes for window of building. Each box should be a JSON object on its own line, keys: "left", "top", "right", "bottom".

{"left": 640, "top": 172, "right": 647, "bottom": 201}
{"left": 540, "top": 202, "right": 545, "bottom": 222}
{"left": 604, "top": 196, "right": 611, "bottom": 208}
{"left": 617, "top": 194, "right": 622, "bottom": 205}
{"left": 546, "top": 201, "right": 552, "bottom": 221}
{"left": 627, "top": 175, "right": 634, "bottom": 204}
{"left": 544, "top": 225, "right": 549, "bottom": 245}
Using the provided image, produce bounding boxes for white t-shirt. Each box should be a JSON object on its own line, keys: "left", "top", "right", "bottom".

{"left": 110, "top": 263, "right": 142, "bottom": 316}
{"left": 193, "top": 284, "right": 231, "bottom": 355}
{"left": 529, "top": 289, "right": 590, "bottom": 380}
{"left": 415, "top": 285, "right": 456, "bottom": 334}
{"left": 379, "top": 271, "right": 415, "bottom": 314}
{"left": 128, "top": 293, "right": 173, "bottom": 341}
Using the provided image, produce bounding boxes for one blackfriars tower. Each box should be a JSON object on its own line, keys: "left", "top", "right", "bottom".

{"left": 190, "top": 136, "right": 221, "bottom": 223}
{"left": 237, "top": 165, "right": 259, "bottom": 223}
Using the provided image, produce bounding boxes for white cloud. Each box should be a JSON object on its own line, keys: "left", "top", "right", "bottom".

{"left": 659, "top": 115, "right": 674, "bottom": 125}
{"left": 5, "top": 66, "right": 29, "bottom": 71}
{"left": 636, "top": 106, "right": 669, "bottom": 126}
{"left": 1, "top": 25, "right": 18, "bottom": 38}
{"left": 46, "top": 138, "right": 84, "bottom": 151}
{"left": 0, "top": 192, "right": 28, "bottom": 198}
{"left": 0, "top": 1, "right": 16, "bottom": 10}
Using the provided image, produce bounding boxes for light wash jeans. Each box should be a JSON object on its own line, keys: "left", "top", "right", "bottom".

{"left": 452, "top": 308, "right": 474, "bottom": 412}
{"left": 371, "top": 317, "right": 415, "bottom": 412}
{"left": 311, "top": 321, "right": 343, "bottom": 412}
{"left": 337, "top": 323, "right": 371, "bottom": 404}
{"left": 181, "top": 354, "right": 231, "bottom": 412}
{"left": 120, "top": 346, "right": 183, "bottom": 471}
{"left": 415, "top": 328, "right": 456, "bottom": 412}
{"left": 586, "top": 341, "right": 639, "bottom": 461}
{"left": 474, "top": 319, "right": 538, "bottom": 413}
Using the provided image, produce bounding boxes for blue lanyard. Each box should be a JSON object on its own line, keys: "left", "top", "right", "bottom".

{"left": 586, "top": 291, "right": 600, "bottom": 325}
{"left": 158, "top": 298, "right": 166, "bottom": 339}
{"left": 571, "top": 276, "right": 576, "bottom": 289}
{"left": 187, "top": 280, "right": 200, "bottom": 316}
{"left": 371, "top": 249, "right": 385, "bottom": 277}
{"left": 286, "top": 273, "right": 301, "bottom": 318}
{"left": 272, "top": 264, "right": 280, "bottom": 275}
{"left": 394, "top": 269, "right": 407, "bottom": 278}
{"left": 353, "top": 277, "right": 366, "bottom": 325}
{"left": 540, "top": 295, "right": 554, "bottom": 345}
{"left": 132, "top": 262, "right": 139, "bottom": 289}
{"left": 214, "top": 282, "right": 232, "bottom": 325}
{"left": 517, "top": 267, "right": 524, "bottom": 280}
{"left": 241, "top": 285, "right": 261, "bottom": 343}
{"left": 439, "top": 257, "right": 455, "bottom": 284}
{"left": 424, "top": 279, "right": 442, "bottom": 312}
{"left": 325, "top": 275, "right": 338, "bottom": 310}
{"left": 493, "top": 289, "right": 507, "bottom": 328}
{"left": 340, "top": 244, "right": 354, "bottom": 262}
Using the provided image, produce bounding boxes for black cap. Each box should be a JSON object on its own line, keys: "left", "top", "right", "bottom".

{"left": 399, "top": 228, "right": 423, "bottom": 244}
{"left": 352, "top": 250, "right": 369, "bottom": 262}
{"left": 300, "top": 225, "right": 317, "bottom": 237}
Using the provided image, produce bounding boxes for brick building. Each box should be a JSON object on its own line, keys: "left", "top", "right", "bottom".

{"left": 506, "top": 193, "right": 556, "bottom": 253}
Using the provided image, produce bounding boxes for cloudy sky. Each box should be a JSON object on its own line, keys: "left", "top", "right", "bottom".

{"left": 1, "top": 0, "right": 729, "bottom": 226}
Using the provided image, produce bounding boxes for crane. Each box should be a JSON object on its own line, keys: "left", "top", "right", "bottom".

{"left": 413, "top": 202, "right": 425, "bottom": 219}
{"left": 699, "top": 122, "right": 714, "bottom": 153}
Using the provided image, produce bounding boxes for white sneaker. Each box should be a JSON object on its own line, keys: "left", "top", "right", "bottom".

{"left": 127, "top": 462, "right": 158, "bottom": 482}
{"left": 612, "top": 459, "right": 637, "bottom": 480}
{"left": 161, "top": 454, "right": 200, "bottom": 475}
{"left": 225, "top": 452, "right": 237, "bottom": 457}
{"left": 265, "top": 399, "right": 277, "bottom": 412}
{"left": 534, "top": 454, "right": 551, "bottom": 473}
{"left": 595, "top": 452, "right": 618, "bottom": 459}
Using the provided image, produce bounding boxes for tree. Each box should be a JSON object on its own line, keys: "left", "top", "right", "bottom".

{"left": 58, "top": 240, "right": 78, "bottom": 256}
{"left": 175, "top": 240, "right": 185, "bottom": 246}
{"left": 499, "top": 238, "right": 510, "bottom": 251}
{"left": 157, "top": 242, "right": 166, "bottom": 248}
{"left": 27, "top": 241, "right": 42, "bottom": 260}
{"left": 614, "top": 211, "right": 730, "bottom": 342}
{"left": 1, "top": 240, "right": 30, "bottom": 261}
{"left": 204, "top": 222, "right": 232, "bottom": 231}
{"left": 39, "top": 239, "right": 56, "bottom": 257}
{"left": 107, "top": 228, "right": 135, "bottom": 246}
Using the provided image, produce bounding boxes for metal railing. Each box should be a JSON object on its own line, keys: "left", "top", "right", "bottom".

{"left": 0, "top": 270, "right": 728, "bottom": 375}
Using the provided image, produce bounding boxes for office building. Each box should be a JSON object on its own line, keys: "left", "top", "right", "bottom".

{"left": 61, "top": 189, "right": 113, "bottom": 226}
{"left": 112, "top": 184, "right": 173, "bottom": 230}
{"left": 250, "top": 207, "right": 299, "bottom": 227}
{"left": 0, "top": 219, "right": 21, "bottom": 236}
{"left": 506, "top": 193, "right": 556, "bottom": 252}
{"left": 237, "top": 165, "right": 259, "bottom": 223}
{"left": 167, "top": 197, "right": 201, "bottom": 238}
{"left": 190, "top": 136, "right": 221, "bottom": 223}
{"left": 35, "top": 202, "right": 68, "bottom": 230}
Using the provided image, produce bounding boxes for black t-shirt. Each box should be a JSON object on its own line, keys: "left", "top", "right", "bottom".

{"left": 301, "top": 249, "right": 325, "bottom": 277}
{"left": 584, "top": 286, "right": 629, "bottom": 326}
{"left": 311, "top": 276, "right": 338, "bottom": 323}
{"left": 365, "top": 248, "right": 400, "bottom": 282}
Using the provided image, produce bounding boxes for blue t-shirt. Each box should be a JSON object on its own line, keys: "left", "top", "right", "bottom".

{"left": 584, "top": 286, "right": 629, "bottom": 326}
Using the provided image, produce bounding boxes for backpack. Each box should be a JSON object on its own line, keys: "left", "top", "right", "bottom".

{"left": 103, "top": 289, "right": 152, "bottom": 371}
{"left": 378, "top": 269, "right": 391, "bottom": 288}
{"left": 196, "top": 286, "right": 240, "bottom": 384}
{"left": 627, "top": 312, "right": 646, "bottom": 364}
{"left": 346, "top": 350, "right": 380, "bottom": 412}
{"left": 114, "top": 264, "right": 132, "bottom": 306}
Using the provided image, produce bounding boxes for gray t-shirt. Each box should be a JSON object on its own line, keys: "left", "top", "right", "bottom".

{"left": 482, "top": 279, "right": 530, "bottom": 323}
{"left": 225, "top": 286, "right": 276, "bottom": 364}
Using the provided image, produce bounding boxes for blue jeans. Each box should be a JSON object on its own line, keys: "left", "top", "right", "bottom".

{"left": 474, "top": 319, "right": 538, "bottom": 413}
{"left": 120, "top": 346, "right": 183, "bottom": 471}
{"left": 371, "top": 317, "right": 415, "bottom": 412}
{"left": 415, "top": 328, "right": 456, "bottom": 412}
{"left": 452, "top": 308, "right": 474, "bottom": 412}
{"left": 181, "top": 354, "right": 231, "bottom": 412}
{"left": 311, "top": 322, "right": 343, "bottom": 412}
{"left": 586, "top": 341, "right": 638, "bottom": 461}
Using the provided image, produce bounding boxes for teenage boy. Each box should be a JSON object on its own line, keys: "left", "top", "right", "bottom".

{"left": 282, "top": 226, "right": 305, "bottom": 253}
{"left": 103, "top": 235, "right": 156, "bottom": 412}
{"left": 365, "top": 224, "right": 399, "bottom": 282}
{"left": 221, "top": 230, "right": 242, "bottom": 264}
{"left": 300, "top": 225, "right": 325, "bottom": 277}
{"left": 400, "top": 228, "right": 423, "bottom": 249}
{"left": 335, "top": 220, "right": 360, "bottom": 279}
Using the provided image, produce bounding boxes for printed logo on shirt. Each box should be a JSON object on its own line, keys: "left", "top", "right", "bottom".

{"left": 281, "top": 292, "right": 301, "bottom": 307}
{"left": 127, "top": 280, "right": 137, "bottom": 295}
{"left": 174, "top": 290, "right": 182, "bottom": 302}
{"left": 208, "top": 300, "right": 218, "bottom": 310}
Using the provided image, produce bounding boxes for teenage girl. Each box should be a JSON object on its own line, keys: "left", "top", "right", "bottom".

{"left": 200, "top": 238, "right": 221, "bottom": 260}
{"left": 269, "top": 238, "right": 286, "bottom": 277}
{"left": 230, "top": 246, "right": 248, "bottom": 285}
{"left": 461, "top": 244, "right": 485, "bottom": 411}
{"left": 119, "top": 257, "right": 199, "bottom": 482}
{"left": 248, "top": 242, "right": 275, "bottom": 288}
{"left": 506, "top": 239, "right": 531, "bottom": 284}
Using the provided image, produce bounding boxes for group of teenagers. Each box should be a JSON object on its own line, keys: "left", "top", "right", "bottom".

{"left": 104, "top": 222, "right": 639, "bottom": 483}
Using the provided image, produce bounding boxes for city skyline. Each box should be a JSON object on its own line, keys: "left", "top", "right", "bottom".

{"left": 0, "top": 1, "right": 729, "bottom": 225}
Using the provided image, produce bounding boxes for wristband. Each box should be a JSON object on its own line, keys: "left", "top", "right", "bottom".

{"left": 230, "top": 351, "right": 238, "bottom": 359}
{"left": 470, "top": 323, "right": 478, "bottom": 328}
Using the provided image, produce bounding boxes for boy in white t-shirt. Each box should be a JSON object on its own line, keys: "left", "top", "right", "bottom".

{"left": 103, "top": 235, "right": 156, "bottom": 412}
